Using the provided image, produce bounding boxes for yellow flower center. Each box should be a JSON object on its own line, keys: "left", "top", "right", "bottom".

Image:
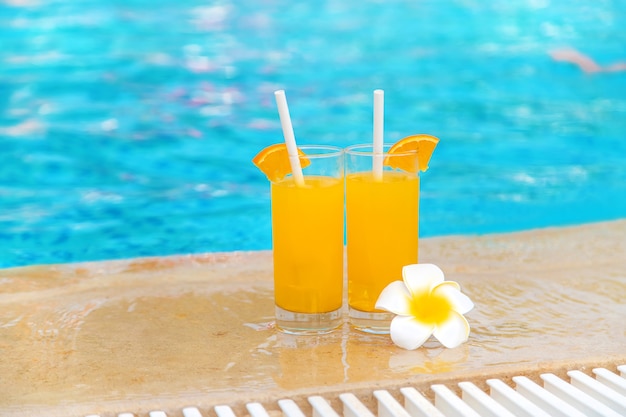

{"left": 409, "top": 290, "right": 453, "bottom": 325}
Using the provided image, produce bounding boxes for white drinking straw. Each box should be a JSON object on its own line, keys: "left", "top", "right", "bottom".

{"left": 373, "top": 89, "right": 384, "bottom": 181}
{"left": 274, "top": 90, "right": 305, "bottom": 186}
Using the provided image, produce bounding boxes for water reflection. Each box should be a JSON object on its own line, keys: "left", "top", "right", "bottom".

{"left": 266, "top": 324, "right": 472, "bottom": 390}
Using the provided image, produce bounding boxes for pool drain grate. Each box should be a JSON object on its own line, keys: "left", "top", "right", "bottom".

{"left": 87, "top": 364, "right": 626, "bottom": 417}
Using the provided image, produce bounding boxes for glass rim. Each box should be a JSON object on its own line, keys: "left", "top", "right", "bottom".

{"left": 344, "top": 143, "right": 417, "bottom": 156}
{"left": 297, "top": 144, "right": 344, "bottom": 158}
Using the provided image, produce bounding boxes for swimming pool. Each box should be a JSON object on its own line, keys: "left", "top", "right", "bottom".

{"left": 1, "top": 0, "right": 625, "bottom": 268}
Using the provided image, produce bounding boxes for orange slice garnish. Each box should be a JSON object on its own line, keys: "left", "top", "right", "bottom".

{"left": 384, "top": 134, "right": 440, "bottom": 173}
{"left": 252, "top": 143, "right": 311, "bottom": 182}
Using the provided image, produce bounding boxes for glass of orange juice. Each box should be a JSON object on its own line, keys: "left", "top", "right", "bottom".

{"left": 270, "top": 145, "right": 344, "bottom": 334}
{"left": 345, "top": 143, "right": 420, "bottom": 334}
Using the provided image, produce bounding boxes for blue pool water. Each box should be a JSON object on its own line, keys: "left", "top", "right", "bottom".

{"left": 1, "top": 0, "right": 626, "bottom": 268}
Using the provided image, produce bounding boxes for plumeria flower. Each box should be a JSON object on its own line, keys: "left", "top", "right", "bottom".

{"left": 375, "top": 264, "right": 474, "bottom": 350}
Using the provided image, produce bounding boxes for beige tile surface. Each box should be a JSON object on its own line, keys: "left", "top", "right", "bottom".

{"left": 1, "top": 220, "right": 625, "bottom": 416}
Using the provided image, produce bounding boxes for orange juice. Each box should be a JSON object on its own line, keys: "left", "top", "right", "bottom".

{"left": 271, "top": 175, "right": 344, "bottom": 314}
{"left": 346, "top": 171, "right": 419, "bottom": 312}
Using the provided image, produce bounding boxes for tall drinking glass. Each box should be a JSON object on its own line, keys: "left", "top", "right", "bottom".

{"left": 345, "top": 144, "right": 420, "bottom": 333}
{"left": 270, "top": 145, "right": 344, "bottom": 334}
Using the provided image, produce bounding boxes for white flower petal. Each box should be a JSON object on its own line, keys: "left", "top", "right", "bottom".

{"left": 432, "top": 311, "right": 470, "bottom": 349}
{"left": 389, "top": 315, "right": 435, "bottom": 350}
{"left": 375, "top": 280, "right": 412, "bottom": 315}
{"left": 432, "top": 282, "right": 475, "bottom": 315}
{"left": 402, "top": 264, "right": 445, "bottom": 297}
